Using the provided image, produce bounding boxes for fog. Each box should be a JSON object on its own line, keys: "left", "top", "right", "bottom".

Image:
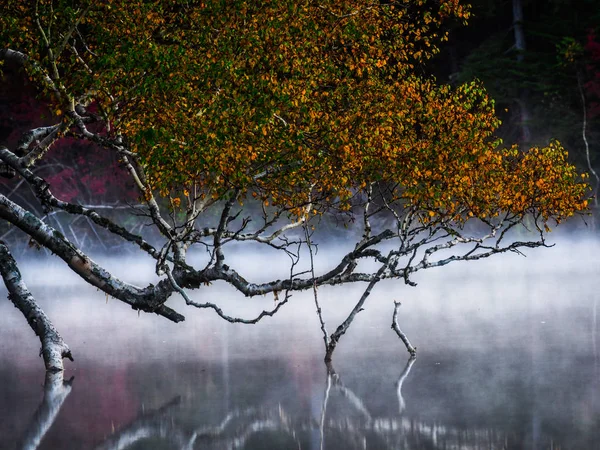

{"left": 1, "top": 235, "right": 598, "bottom": 367}
{"left": 4, "top": 234, "right": 597, "bottom": 359}
{"left": 1, "top": 235, "right": 599, "bottom": 448}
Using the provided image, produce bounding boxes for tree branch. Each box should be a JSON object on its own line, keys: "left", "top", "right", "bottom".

{"left": 0, "top": 146, "right": 165, "bottom": 260}
{"left": 0, "top": 195, "right": 184, "bottom": 322}
{"left": 0, "top": 241, "right": 73, "bottom": 371}
{"left": 391, "top": 301, "right": 417, "bottom": 357}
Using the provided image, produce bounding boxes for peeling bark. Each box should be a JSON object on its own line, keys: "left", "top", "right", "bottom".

{"left": 0, "top": 242, "right": 73, "bottom": 372}
{"left": 18, "top": 372, "right": 73, "bottom": 449}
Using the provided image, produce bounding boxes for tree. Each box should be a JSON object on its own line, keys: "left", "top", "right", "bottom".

{"left": 0, "top": 0, "right": 590, "bottom": 372}
{"left": 452, "top": 0, "right": 600, "bottom": 168}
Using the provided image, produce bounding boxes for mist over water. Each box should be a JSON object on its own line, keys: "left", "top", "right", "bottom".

{"left": 1, "top": 235, "right": 599, "bottom": 449}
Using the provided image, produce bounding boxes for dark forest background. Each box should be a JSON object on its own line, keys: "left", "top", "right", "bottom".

{"left": 433, "top": 0, "right": 600, "bottom": 199}
{"left": 1, "top": 0, "right": 599, "bottom": 253}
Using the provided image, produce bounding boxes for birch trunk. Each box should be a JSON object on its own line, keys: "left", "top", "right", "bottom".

{"left": 0, "top": 242, "right": 73, "bottom": 372}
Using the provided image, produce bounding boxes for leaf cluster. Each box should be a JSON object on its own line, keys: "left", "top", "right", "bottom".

{"left": 0, "top": 0, "right": 589, "bottom": 225}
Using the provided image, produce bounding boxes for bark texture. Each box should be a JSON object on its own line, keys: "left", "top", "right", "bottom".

{"left": 0, "top": 195, "right": 184, "bottom": 323}
{"left": 0, "top": 241, "right": 73, "bottom": 371}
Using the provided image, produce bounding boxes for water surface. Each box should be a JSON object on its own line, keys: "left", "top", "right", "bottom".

{"left": 1, "top": 239, "right": 599, "bottom": 449}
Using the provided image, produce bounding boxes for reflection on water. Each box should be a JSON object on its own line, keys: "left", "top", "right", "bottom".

{"left": 17, "top": 372, "right": 73, "bottom": 450}
{"left": 1, "top": 239, "right": 600, "bottom": 449}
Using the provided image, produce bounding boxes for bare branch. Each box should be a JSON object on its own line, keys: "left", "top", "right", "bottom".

{"left": 20, "top": 123, "right": 70, "bottom": 168}
{"left": 34, "top": 0, "right": 60, "bottom": 80}
{"left": 0, "top": 242, "right": 73, "bottom": 371}
{"left": 325, "top": 255, "right": 392, "bottom": 361}
{"left": 305, "top": 223, "right": 329, "bottom": 349}
{"left": 391, "top": 301, "right": 417, "bottom": 356}
{"left": 0, "top": 194, "right": 184, "bottom": 322}
{"left": 54, "top": 5, "right": 91, "bottom": 62}
{"left": 16, "top": 125, "right": 60, "bottom": 156}
{"left": 0, "top": 146, "right": 164, "bottom": 260}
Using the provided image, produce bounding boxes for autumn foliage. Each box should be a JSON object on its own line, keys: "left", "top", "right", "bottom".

{"left": 0, "top": 0, "right": 589, "bottom": 228}
{"left": 0, "top": 0, "right": 595, "bottom": 371}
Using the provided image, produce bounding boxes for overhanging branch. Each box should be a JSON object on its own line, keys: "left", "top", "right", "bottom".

{"left": 0, "top": 194, "right": 184, "bottom": 322}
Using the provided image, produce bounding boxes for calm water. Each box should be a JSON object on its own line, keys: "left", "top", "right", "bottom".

{"left": 1, "top": 239, "right": 599, "bottom": 449}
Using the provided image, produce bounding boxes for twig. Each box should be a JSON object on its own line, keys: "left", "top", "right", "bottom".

{"left": 165, "top": 265, "right": 290, "bottom": 324}
{"left": 305, "top": 222, "right": 329, "bottom": 349}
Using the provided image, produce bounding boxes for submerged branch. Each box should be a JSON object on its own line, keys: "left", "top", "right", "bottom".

{"left": 0, "top": 242, "right": 73, "bottom": 371}
{"left": 391, "top": 301, "right": 417, "bottom": 357}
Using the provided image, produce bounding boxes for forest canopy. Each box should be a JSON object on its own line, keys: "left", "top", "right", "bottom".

{"left": 1, "top": 0, "right": 588, "bottom": 219}
{"left": 0, "top": 0, "right": 591, "bottom": 371}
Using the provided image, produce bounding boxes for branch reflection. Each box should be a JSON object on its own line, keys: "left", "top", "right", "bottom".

{"left": 93, "top": 396, "right": 197, "bottom": 450}
{"left": 396, "top": 355, "right": 416, "bottom": 414}
{"left": 18, "top": 357, "right": 524, "bottom": 449}
{"left": 18, "top": 371, "right": 73, "bottom": 450}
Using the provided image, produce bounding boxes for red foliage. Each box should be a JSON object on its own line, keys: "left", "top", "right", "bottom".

{"left": 584, "top": 30, "right": 600, "bottom": 118}
{"left": 0, "top": 70, "right": 136, "bottom": 204}
{"left": 42, "top": 138, "right": 136, "bottom": 203}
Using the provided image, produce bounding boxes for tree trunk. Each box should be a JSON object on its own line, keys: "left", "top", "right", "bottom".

{"left": 513, "top": 0, "right": 526, "bottom": 63}
{"left": 0, "top": 241, "right": 73, "bottom": 371}
{"left": 513, "top": 0, "right": 532, "bottom": 143}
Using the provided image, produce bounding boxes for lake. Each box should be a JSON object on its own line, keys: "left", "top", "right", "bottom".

{"left": 1, "top": 237, "right": 599, "bottom": 449}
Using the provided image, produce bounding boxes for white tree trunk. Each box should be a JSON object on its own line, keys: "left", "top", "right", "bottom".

{"left": 0, "top": 242, "right": 73, "bottom": 372}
